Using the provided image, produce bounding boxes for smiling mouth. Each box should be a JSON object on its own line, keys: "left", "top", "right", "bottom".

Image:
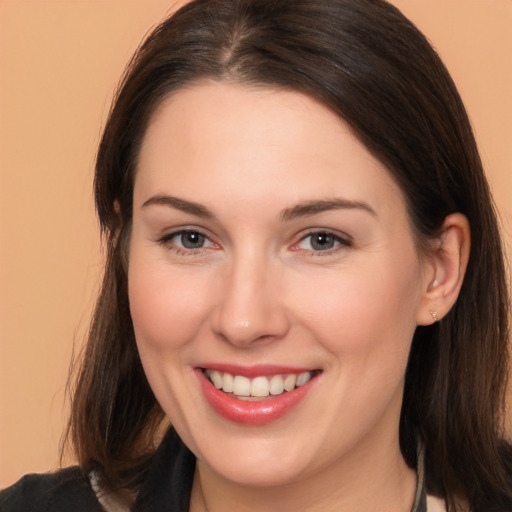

{"left": 202, "top": 369, "right": 320, "bottom": 400}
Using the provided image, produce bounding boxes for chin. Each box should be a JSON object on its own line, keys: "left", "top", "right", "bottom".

{"left": 202, "top": 455, "right": 306, "bottom": 488}
{"left": 188, "top": 427, "right": 327, "bottom": 488}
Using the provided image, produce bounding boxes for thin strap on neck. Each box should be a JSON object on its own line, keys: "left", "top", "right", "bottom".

{"left": 411, "top": 443, "right": 427, "bottom": 512}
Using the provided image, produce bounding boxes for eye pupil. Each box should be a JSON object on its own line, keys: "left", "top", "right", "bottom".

{"left": 181, "top": 231, "right": 205, "bottom": 249}
{"left": 311, "top": 233, "right": 335, "bottom": 250}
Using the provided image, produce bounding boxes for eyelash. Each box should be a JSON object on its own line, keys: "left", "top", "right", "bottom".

{"left": 292, "top": 230, "right": 352, "bottom": 257}
{"left": 157, "top": 229, "right": 218, "bottom": 255}
{"left": 157, "top": 229, "right": 352, "bottom": 257}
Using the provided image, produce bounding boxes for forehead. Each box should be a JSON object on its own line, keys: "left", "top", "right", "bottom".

{"left": 135, "top": 81, "right": 403, "bottom": 216}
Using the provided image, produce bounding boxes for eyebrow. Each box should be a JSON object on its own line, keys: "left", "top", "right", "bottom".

{"left": 280, "top": 198, "right": 377, "bottom": 221}
{"left": 141, "top": 195, "right": 214, "bottom": 218}
{"left": 141, "top": 194, "right": 376, "bottom": 221}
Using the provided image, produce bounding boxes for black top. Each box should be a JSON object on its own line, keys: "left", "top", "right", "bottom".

{"left": 0, "top": 430, "right": 195, "bottom": 512}
{"left": 0, "top": 467, "right": 104, "bottom": 512}
{"left": 0, "top": 429, "right": 426, "bottom": 511}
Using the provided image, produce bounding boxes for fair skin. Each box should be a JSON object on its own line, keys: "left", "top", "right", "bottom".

{"left": 128, "top": 82, "right": 469, "bottom": 512}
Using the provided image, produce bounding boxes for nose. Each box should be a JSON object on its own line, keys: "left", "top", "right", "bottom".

{"left": 211, "top": 252, "right": 290, "bottom": 347}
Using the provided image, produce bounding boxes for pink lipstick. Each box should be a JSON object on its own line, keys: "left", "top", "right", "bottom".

{"left": 195, "top": 365, "right": 320, "bottom": 425}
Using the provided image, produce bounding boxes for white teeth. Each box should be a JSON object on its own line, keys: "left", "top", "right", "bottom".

{"left": 206, "top": 370, "right": 314, "bottom": 398}
{"left": 296, "top": 371, "right": 311, "bottom": 386}
{"left": 211, "top": 370, "right": 223, "bottom": 389}
{"left": 283, "top": 374, "right": 297, "bottom": 392}
{"left": 232, "top": 375, "right": 251, "bottom": 396}
{"left": 222, "top": 372, "right": 234, "bottom": 393}
{"left": 251, "top": 376, "right": 270, "bottom": 397}
{"left": 269, "top": 375, "right": 284, "bottom": 395}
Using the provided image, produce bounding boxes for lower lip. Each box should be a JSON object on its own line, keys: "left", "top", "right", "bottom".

{"left": 196, "top": 369, "right": 318, "bottom": 425}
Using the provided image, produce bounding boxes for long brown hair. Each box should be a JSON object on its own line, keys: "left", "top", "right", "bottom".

{"left": 65, "top": 0, "right": 512, "bottom": 509}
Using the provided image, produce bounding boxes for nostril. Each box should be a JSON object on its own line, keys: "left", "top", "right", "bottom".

{"left": 210, "top": 274, "right": 291, "bottom": 347}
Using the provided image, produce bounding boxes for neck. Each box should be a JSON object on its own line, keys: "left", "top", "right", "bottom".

{"left": 189, "top": 437, "right": 417, "bottom": 512}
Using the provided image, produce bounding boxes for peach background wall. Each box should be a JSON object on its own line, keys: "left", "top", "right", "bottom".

{"left": 0, "top": 0, "right": 511, "bottom": 488}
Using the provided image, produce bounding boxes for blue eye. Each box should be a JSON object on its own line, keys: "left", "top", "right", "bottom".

{"left": 296, "top": 232, "right": 350, "bottom": 252}
{"left": 159, "top": 230, "right": 216, "bottom": 252}
{"left": 177, "top": 231, "right": 206, "bottom": 249}
{"left": 308, "top": 233, "right": 336, "bottom": 250}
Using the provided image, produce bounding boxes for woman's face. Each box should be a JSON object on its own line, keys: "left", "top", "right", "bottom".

{"left": 129, "top": 82, "right": 431, "bottom": 486}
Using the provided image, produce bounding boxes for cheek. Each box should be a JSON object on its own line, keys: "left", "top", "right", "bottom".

{"left": 128, "top": 250, "right": 212, "bottom": 354}
{"left": 293, "top": 253, "right": 421, "bottom": 365}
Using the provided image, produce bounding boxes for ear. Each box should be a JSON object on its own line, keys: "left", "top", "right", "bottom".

{"left": 416, "top": 213, "right": 471, "bottom": 326}
{"left": 112, "top": 200, "right": 124, "bottom": 231}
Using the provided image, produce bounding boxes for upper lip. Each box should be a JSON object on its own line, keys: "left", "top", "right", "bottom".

{"left": 196, "top": 363, "right": 317, "bottom": 378}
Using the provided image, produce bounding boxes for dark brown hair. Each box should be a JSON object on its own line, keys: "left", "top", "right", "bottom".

{"left": 65, "top": 0, "right": 512, "bottom": 509}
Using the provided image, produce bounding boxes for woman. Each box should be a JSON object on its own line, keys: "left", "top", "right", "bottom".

{"left": 1, "top": 0, "right": 510, "bottom": 511}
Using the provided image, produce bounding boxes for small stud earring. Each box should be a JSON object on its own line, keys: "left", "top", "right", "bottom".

{"left": 430, "top": 311, "right": 438, "bottom": 322}
{"left": 431, "top": 279, "right": 439, "bottom": 288}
